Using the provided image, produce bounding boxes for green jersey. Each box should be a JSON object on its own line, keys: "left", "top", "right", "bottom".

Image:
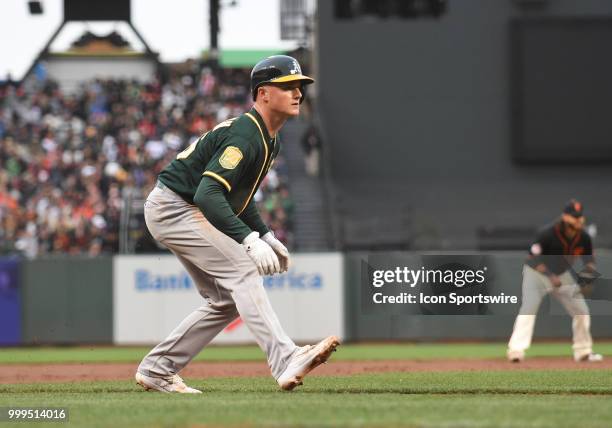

{"left": 158, "top": 108, "right": 280, "bottom": 242}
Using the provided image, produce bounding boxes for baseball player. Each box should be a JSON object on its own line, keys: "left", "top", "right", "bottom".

{"left": 507, "top": 199, "right": 602, "bottom": 363}
{"left": 135, "top": 55, "right": 339, "bottom": 393}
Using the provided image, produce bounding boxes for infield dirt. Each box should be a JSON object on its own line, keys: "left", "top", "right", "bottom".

{"left": 3, "top": 358, "right": 612, "bottom": 384}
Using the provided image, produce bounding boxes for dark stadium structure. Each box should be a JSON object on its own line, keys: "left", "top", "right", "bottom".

{"left": 316, "top": 0, "right": 612, "bottom": 251}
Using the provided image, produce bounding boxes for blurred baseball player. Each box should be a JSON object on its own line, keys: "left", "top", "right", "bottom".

{"left": 135, "top": 55, "right": 339, "bottom": 393}
{"left": 507, "top": 199, "right": 602, "bottom": 363}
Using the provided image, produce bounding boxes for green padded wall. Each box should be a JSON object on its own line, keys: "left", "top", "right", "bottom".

{"left": 21, "top": 257, "right": 113, "bottom": 344}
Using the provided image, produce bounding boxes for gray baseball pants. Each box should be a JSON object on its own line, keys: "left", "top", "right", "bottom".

{"left": 137, "top": 183, "right": 297, "bottom": 379}
{"left": 508, "top": 265, "right": 593, "bottom": 360}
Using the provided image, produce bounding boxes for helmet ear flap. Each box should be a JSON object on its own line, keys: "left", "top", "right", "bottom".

{"left": 253, "top": 85, "right": 259, "bottom": 101}
{"left": 252, "top": 84, "right": 264, "bottom": 102}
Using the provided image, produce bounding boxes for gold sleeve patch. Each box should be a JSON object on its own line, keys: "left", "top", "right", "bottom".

{"left": 219, "top": 146, "right": 243, "bottom": 169}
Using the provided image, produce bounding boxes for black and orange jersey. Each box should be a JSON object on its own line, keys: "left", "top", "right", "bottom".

{"left": 526, "top": 220, "right": 594, "bottom": 275}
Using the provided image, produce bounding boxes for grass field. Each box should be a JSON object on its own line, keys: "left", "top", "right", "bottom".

{"left": 2, "top": 343, "right": 611, "bottom": 427}
{"left": 3, "top": 342, "right": 612, "bottom": 364}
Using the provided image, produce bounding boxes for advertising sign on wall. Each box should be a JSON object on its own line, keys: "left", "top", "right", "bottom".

{"left": 0, "top": 257, "right": 21, "bottom": 345}
{"left": 113, "top": 254, "right": 344, "bottom": 345}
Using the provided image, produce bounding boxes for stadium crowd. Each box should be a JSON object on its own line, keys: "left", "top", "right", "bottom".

{"left": 0, "top": 66, "right": 294, "bottom": 257}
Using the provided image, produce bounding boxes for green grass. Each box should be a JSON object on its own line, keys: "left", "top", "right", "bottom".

{"left": 2, "top": 371, "right": 612, "bottom": 427}
{"left": 1, "top": 342, "right": 611, "bottom": 364}
{"left": 1, "top": 345, "right": 611, "bottom": 427}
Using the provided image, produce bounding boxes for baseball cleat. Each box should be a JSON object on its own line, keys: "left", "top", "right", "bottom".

{"left": 135, "top": 372, "right": 202, "bottom": 393}
{"left": 277, "top": 335, "right": 340, "bottom": 391}
{"left": 507, "top": 350, "right": 524, "bottom": 363}
{"left": 575, "top": 353, "right": 603, "bottom": 363}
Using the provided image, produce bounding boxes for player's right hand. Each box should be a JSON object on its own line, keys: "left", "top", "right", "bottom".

{"left": 242, "top": 232, "right": 281, "bottom": 276}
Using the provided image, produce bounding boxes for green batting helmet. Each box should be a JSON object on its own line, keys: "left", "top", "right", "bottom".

{"left": 250, "top": 55, "right": 314, "bottom": 102}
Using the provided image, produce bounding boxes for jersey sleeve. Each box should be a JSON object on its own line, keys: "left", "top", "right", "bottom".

{"left": 193, "top": 177, "right": 252, "bottom": 243}
{"left": 526, "top": 229, "right": 551, "bottom": 271}
{"left": 201, "top": 135, "right": 253, "bottom": 193}
{"left": 582, "top": 233, "right": 595, "bottom": 264}
{"left": 238, "top": 199, "right": 269, "bottom": 237}
{"left": 529, "top": 229, "right": 548, "bottom": 256}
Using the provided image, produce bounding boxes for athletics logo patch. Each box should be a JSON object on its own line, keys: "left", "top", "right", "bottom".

{"left": 290, "top": 59, "right": 301, "bottom": 75}
{"left": 219, "top": 146, "right": 243, "bottom": 169}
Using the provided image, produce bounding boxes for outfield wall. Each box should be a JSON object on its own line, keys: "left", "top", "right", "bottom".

{"left": 0, "top": 258, "right": 20, "bottom": 345}
{"left": 20, "top": 257, "right": 113, "bottom": 344}
{"left": 1, "top": 252, "right": 610, "bottom": 345}
{"left": 344, "top": 252, "right": 612, "bottom": 341}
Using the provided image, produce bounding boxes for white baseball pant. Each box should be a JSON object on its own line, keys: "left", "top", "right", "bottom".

{"left": 508, "top": 265, "right": 593, "bottom": 360}
{"left": 137, "top": 184, "right": 297, "bottom": 379}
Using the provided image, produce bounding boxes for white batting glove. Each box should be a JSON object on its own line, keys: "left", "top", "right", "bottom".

{"left": 262, "top": 231, "right": 290, "bottom": 273}
{"left": 242, "top": 232, "right": 281, "bottom": 276}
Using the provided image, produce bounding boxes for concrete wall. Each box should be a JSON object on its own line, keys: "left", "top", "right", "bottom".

{"left": 317, "top": 0, "right": 612, "bottom": 249}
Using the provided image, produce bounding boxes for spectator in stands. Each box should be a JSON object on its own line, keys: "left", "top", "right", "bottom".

{"left": 0, "top": 65, "right": 295, "bottom": 257}
{"left": 301, "top": 122, "right": 321, "bottom": 176}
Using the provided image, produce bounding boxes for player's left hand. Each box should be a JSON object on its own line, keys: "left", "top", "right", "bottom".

{"left": 262, "top": 231, "right": 290, "bottom": 273}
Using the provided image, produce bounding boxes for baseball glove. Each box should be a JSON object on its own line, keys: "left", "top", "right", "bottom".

{"left": 577, "top": 269, "right": 601, "bottom": 297}
{"left": 577, "top": 269, "right": 601, "bottom": 286}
